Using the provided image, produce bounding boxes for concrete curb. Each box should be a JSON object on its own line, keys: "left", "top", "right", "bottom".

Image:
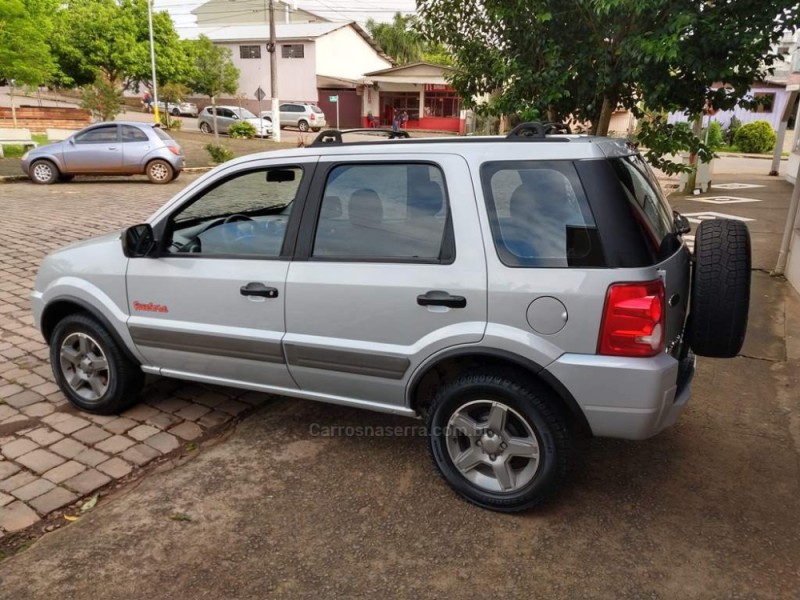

{"left": 0, "top": 167, "right": 214, "bottom": 184}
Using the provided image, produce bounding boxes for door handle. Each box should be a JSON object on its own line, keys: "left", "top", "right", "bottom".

{"left": 108, "top": 147, "right": 118, "bottom": 150}
{"left": 417, "top": 290, "right": 467, "bottom": 309}
{"left": 240, "top": 282, "right": 279, "bottom": 298}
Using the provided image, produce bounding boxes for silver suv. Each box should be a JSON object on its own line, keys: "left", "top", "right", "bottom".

{"left": 31, "top": 124, "right": 751, "bottom": 512}
{"left": 260, "top": 102, "right": 327, "bottom": 132}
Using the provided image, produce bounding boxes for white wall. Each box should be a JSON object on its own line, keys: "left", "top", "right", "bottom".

{"left": 220, "top": 41, "right": 319, "bottom": 103}
{"left": 315, "top": 27, "right": 392, "bottom": 80}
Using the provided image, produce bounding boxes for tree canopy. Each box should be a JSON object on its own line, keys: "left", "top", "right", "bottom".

{"left": 417, "top": 0, "right": 800, "bottom": 168}
{"left": 366, "top": 12, "right": 452, "bottom": 65}
{"left": 0, "top": 0, "right": 56, "bottom": 86}
{"left": 185, "top": 35, "right": 239, "bottom": 100}
{"left": 50, "top": 0, "right": 190, "bottom": 89}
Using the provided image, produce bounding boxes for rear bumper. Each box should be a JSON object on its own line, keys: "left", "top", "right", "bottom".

{"left": 546, "top": 350, "right": 696, "bottom": 440}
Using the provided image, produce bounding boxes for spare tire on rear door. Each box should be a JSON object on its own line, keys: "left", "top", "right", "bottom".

{"left": 686, "top": 219, "right": 751, "bottom": 358}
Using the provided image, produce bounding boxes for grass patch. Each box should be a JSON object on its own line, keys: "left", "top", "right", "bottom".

{"left": 1, "top": 134, "right": 50, "bottom": 158}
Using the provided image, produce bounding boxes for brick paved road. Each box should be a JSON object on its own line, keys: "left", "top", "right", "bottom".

{"left": 0, "top": 177, "right": 270, "bottom": 536}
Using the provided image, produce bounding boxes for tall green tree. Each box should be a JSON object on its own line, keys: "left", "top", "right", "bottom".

{"left": 51, "top": 0, "right": 189, "bottom": 90}
{"left": 366, "top": 12, "right": 452, "bottom": 66}
{"left": 185, "top": 35, "right": 239, "bottom": 139}
{"left": 417, "top": 0, "right": 799, "bottom": 171}
{"left": 366, "top": 13, "right": 425, "bottom": 65}
{"left": 0, "top": 0, "right": 56, "bottom": 86}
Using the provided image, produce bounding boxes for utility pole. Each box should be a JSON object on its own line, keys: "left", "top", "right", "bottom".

{"left": 147, "top": 0, "right": 160, "bottom": 124}
{"left": 268, "top": 0, "right": 281, "bottom": 142}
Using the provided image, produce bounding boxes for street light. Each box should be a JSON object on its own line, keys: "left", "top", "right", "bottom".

{"left": 147, "top": 0, "right": 160, "bottom": 123}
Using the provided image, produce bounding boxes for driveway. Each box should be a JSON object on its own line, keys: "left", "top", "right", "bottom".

{"left": 0, "top": 168, "right": 799, "bottom": 598}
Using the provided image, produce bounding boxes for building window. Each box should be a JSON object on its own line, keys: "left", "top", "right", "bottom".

{"left": 240, "top": 45, "right": 261, "bottom": 59}
{"left": 424, "top": 90, "right": 461, "bottom": 118}
{"left": 753, "top": 92, "right": 775, "bottom": 113}
{"left": 282, "top": 44, "right": 304, "bottom": 58}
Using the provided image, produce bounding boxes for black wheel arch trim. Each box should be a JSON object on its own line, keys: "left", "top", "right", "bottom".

{"left": 41, "top": 296, "right": 142, "bottom": 366}
{"left": 407, "top": 346, "right": 592, "bottom": 435}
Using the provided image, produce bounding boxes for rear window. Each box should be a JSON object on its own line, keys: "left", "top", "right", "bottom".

{"left": 481, "top": 161, "right": 604, "bottom": 268}
{"left": 610, "top": 155, "right": 674, "bottom": 251}
{"left": 310, "top": 105, "right": 323, "bottom": 114}
{"left": 152, "top": 127, "right": 174, "bottom": 142}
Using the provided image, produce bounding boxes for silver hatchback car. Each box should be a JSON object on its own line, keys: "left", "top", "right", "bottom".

{"left": 21, "top": 121, "right": 184, "bottom": 184}
{"left": 32, "top": 124, "right": 750, "bottom": 511}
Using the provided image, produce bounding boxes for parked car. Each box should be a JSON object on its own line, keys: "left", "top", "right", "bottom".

{"left": 156, "top": 100, "right": 198, "bottom": 118}
{"left": 197, "top": 106, "right": 272, "bottom": 137}
{"left": 21, "top": 121, "right": 184, "bottom": 185}
{"left": 260, "top": 102, "right": 326, "bottom": 132}
{"left": 32, "top": 123, "right": 751, "bottom": 512}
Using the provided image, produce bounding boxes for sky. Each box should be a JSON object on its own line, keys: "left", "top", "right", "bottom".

{"left": 154, "top": 0, "right": 418, "bottom": 29}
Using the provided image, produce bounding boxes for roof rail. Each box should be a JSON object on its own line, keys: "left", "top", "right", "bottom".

{"left": 506, "top": 121, "right": 572, "bottom": 139}
{"left": 311, "top": 128, "right": 411, "bottom": 146}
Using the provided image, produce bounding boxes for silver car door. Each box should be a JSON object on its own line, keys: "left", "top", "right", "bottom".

{"left": 62, "top": 124, "right": 123, "bottom": 173}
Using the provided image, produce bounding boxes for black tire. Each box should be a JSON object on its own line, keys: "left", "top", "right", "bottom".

{"left": 687, "top": 219, "right": 751, "bottom": 358}
{"left": 29, "top": 159, "right": 59, "bottom": 185}
{"left": 171, "top": 108, "right": 180, "bottom": 116}
{"left": 146, "top": 159, "right": 174, "bottom": 184}
{"left": 171, "top": 169, "right": 181, "bottom": 181}
{"left": 50, "top": 313, "right": 144, "bottom": 414}
{"left": 427, "top": 371, "right": 572, "bottom": 512}
{"left": 311, "top": 127, "right": 321, "bottom": 132}
{"left": 200, "top": 122, "right": 212, "bottom": 134}
{"left": 297, "top": 120, "right": 310, "bottom": 132}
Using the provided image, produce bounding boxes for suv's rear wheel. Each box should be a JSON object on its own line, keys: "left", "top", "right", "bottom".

{"left": 427, "top": 371, "right": 571, "bottom": 512}
{"left": 50, "top": 313, "right": 144, "bottom": 414}
{"left": 297, "top": 120, "right": 310, "bottom": 132}
{"left": 687, "top": 219, "right": 751, "bottom": 358}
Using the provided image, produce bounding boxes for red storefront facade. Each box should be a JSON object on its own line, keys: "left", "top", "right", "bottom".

{"left": 361, "top": 63, "right": 466, "bottom": 133}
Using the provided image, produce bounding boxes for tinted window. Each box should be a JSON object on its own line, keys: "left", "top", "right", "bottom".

{"left": 310, "top": 105, "right": 323, "bottom": 114}
{"left": 611, "top": 156, "right": 674, "bottom": 249}
{"left": 153, "top": 128, "right": 174, "bottom": 142}
{"left": 239, "top": 45, "right": 261, "bottom": 59}
{"left": 312, "top": 163, "right": 451, "bottom": 262}
{"left": 168, "top": 167, "right": 303, "bottom": 257}
{"left": 281, "top": 44, "right": 304, "bottom": 58}
{"left": 481, "top": 161, "right": 603, "bottom": 268}
{"left": 121, "top": 125, "right": 148, "bottom": 142}
{"left": 75, "top": 125, "right": 117, "bottom": 144}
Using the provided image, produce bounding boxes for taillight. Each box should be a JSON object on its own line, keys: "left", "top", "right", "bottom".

{"left": 310, "top": 113, "right": 316, "bottom": 120}
{"left": 168, "top": 146, "right": 182, "bottom": 156}
{"left": 598, "top": 280, "right": 665, "bottom": 357}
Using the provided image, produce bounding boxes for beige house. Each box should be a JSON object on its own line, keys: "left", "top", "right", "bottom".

{"left": 192, "top": 0, "right": 328, "bottom": 26}
{"left": 183, "top": 22, "right": 392, "bottom": 117}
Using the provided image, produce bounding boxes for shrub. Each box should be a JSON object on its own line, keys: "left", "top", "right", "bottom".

{"left": 724, "top": 116, "right": 742, "bottom": 145}
{"left": 205, "top": 143, "right": 235, "bottom": 163}
{"left": 228, "top": 121, "right": 257, "bottom": 139}
{"left": 734, "top": 120, "right": 777, "bottom": 154}
{"left": 159, "top": 113, "right": 182, "bottom": 130}
{"left": 704, "top": 120, "right": 724, "bottom": 151}
{"left": 80, "top": 76, "right": 122, "bottom": 122}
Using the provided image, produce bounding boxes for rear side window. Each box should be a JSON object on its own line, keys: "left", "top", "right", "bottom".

{"left": 481, "top": 161, "right": 604, "bottom": 268}
{"left": 152, "top": 128, "right": 173, "bottom": 142}
{"left": 611, "top": 156, "right": 674, "bottom": 250}
{"left": 312, "top": 163, "right": 452, "bottom": 262}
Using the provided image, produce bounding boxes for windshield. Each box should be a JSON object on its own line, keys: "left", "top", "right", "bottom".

{"left": 234, "top": 108, "right": 258, "bottom": 119}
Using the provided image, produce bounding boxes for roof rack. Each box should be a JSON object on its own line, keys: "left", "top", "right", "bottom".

{"left": 311, "top": 128, "right": 411, "bottom": 146}
{"left": 506, "top": 121, "right": 572, "bottom": 139}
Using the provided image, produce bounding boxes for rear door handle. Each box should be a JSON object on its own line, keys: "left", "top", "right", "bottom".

{"left": 240, "top": 282, "right": 279, "bottom": 298}
{"left": 417, "top": 290, "right": 467, "bottom": 309}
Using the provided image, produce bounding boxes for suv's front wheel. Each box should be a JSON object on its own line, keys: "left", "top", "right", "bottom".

{"left": 427, "top": 371, "right": 571, "bottom": 512}
{"left": 50, "top": 313, "right": 144, "bottom": 414}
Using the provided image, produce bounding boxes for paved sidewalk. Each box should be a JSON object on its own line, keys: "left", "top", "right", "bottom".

{"left": 0, "top": 177, "right": 272, "bottom": 538}
{"left": 0, "top": 172, "right": 798, "bottom": 597}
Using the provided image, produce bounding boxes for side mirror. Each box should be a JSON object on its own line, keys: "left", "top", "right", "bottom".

{"left": 673, "top": 211, "right": 691, "bottom": 235}
{"left": 232, "top": 114, "right": 240, "bottom": 120}
{"left": 122, "top": 224, "right": 157, "bottom": 258}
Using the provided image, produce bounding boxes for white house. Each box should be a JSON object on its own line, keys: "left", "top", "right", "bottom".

{"left": 182, "top": 21, "right": 392, "bottom": 122}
